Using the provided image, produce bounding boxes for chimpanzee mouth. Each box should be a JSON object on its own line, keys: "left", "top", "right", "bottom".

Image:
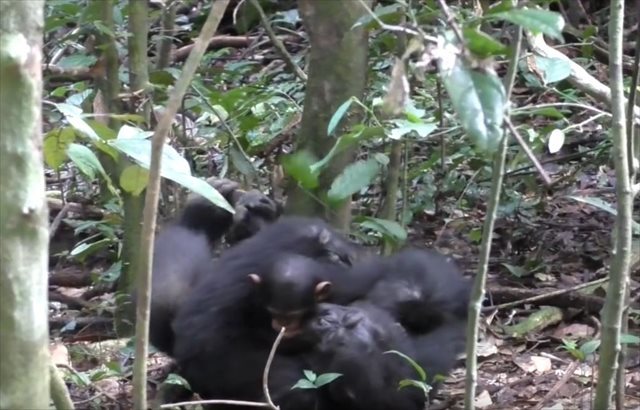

{"left": 271, "top": 319, "right": 303, "bottom": 338}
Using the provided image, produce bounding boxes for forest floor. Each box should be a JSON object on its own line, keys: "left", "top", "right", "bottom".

{"left": 48, "top": 174, "right": 640, "bottom": 409}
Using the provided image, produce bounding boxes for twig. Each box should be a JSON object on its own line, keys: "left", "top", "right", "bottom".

{"left": 132, "top": 1, "right": 232, "bottom": 409}
{"left": 249, "top": 0, "right": 307, "bottom": 81}
{"left": 160, "top": 399, "right": 272, "bottom": 408}
{"left": 355, "top": 0, "right": 435, "bottom": 42}
{"left": 49, "top": 203, "right": 70, "bottom": 239}
{"left": 159, "top": 328, "right": 285, "bottom": 409}
{"left": 483, "top": 277, "right": 610, "bottom": 313}
{"left": 505, "top": 117, "right": 552, "bottom": 186}
{"left": 532, "top": 361, "right": 579, "bottom": 410}
{"left": 435, "top": 0, "right": 465, "bottom": 46}
{"left": 263, "top": 327, "right": 285, "bottom": 409}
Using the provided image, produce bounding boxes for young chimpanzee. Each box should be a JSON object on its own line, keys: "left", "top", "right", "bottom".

{"left": 304, "top": 302, "right": 426, "bottom": 410}
{"left": 145, "top": 178, "right": 283, "bottom": 355}
{"left": 170, "top": 217, "right": 367, "bottom": 405}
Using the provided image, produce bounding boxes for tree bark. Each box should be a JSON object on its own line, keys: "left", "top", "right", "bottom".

{"left": 0, "top": 1, "right": 50, "bottom": 408}
{"left": 285, "top": 0, "right": 372, "bottom": 229}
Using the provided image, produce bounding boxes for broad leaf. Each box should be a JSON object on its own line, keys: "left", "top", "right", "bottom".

{"left": 491, "top": 8, "right": 565, "bottom": 40}
{"left": 120, "top": 165, "right": 149, "bottom": 196}
{"left": 66, "top": 143, "right": 105, "bottom": 180}
{"left": 359, "top": 217, "right": 407, "bottom": 242}
{"left": 328, "top": 159, "right": 381, "bottom": 201}
{"left": 44, "top": 127, "right": 76, "bottom": 170}
{"left": 282, "top": 150, "right": 319, "bottom": 190}
{"left": 438, "top": 41, "right": 506, "bottom": 154}
{"left": 462, "top": 27, "right": 509, "bottom": 58}
{"left": 314, "top": 373, "right": 342, "bottom": 387}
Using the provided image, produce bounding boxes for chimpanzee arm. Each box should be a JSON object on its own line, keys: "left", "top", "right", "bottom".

{"left": 179, "top": 177, "right": 282, "bottom": 245}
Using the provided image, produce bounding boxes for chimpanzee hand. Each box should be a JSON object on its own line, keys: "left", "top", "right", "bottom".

{"left": 227, "top": 189, "right": 283, "bottom": 244}
{"left": 203, "top": 177, "right": 282, "bottom": 244}
{"left": 205, "top": 177, "right": 241, "bottom": 202}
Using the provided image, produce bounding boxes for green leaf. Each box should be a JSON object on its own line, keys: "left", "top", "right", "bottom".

{"left": 70, "top": 238, "right": 113, "bottom": 261}
{"left": 533, "top": 56, "right": 572, "bottom": 84}
{"left": 359, "top": 217, "right": 407, "bottom": 242}
{"left": 291, "top": 379, "right": 317, "bottom": 390}
{"left": 388, "top": 120, "right": 437, "bottom": 140}
{"left": 580, "top": 339, "right": 600, "bottom": 355}
{"left": 311, "top": 126, "right": 367, "bottom": 173}
{"left": 109, "top": 138, "right": 233, "bottom": 213}
{"left": 327, "top": 98, "right": 354, "bottom": 136}
{"left": 66, "top": 143, "right": 105, "bottom": 180}
{"left": 621, "top": 334, "right": 640, "bottom": 345}
{"left": 164, "top": 373, "right": 191, "bottom": 389}
{"left": 57, "top": 54, "right": 97, "bottom": 69}
{"left": 328, "top": 159, "right": 381, "bottom": 202}
{"left": 462, "top": 27, "right": 509, "bottom": 58}
{"left": 567, "top": 195, "right": 640, "bottom": 234}
{"left": 385, "top": 350, "right": 426, "bottom": 382}
{"left": 501, "top": 263, "right": 529, "bottom": 278}
{"left": 120, "top": 165, "right": 149, "bottom": 196}
{"left": 282, "top": 150, "right": 320, "bottom": 190}
{"left": 229, "top": 145, "right": 256, "bottom": 177}
{"left": 109, "top": 138, "right": 191, "bottom": 176}
{"left": 438, "top": 44, "right": 506, "bottom": 153}
{"left": 352, "top": 3, "right": 403, "bottom": 29}
{"left": 491, "top": 8, "right": 565, "bottom": 40}
{"left": 314, "top": 373, "right": 342, "bottom": 387}
{"left": 398, "top": 379, "right": 431, "bottom": 396}
{"left": 303, "top": 370, "right": 316, "bottom": 382}
{"left": 44, "top": 127, "right": 76, "bottom": 170}
{"left": 55, "top": 103, "right": 100, "bottom": 141}
{"left": 116, "top": 124, "right": 151, "bottom": 140}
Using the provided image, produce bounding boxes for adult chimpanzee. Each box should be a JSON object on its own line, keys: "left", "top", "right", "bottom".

{"left": 302, "top": 300, "right": 466, "bottom": 410}
{"left": 147, "top": 177, "right": 283, "bottom": 354}
{"left": 304, "top": 302, "right": 426, "bottom": 410}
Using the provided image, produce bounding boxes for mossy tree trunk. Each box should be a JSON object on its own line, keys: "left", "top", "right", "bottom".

{"left": 0, "top": 1, "right": 50, "bottom": 408}
{"left": 285, "top": 0, "right": 372, "bottom": 229}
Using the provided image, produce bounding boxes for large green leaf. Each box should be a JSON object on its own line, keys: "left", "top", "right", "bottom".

{"left": 120, "top": 164, "right": 149, "bottom": 197}
{"left": 281, "top": 150, "right": 319, "bottom": 190}
{"left": 462, "top": 27, "right": 509, "bottom": 58}
{"left": 359, "top": 217, "right": 407, "bottom": 242}
{"left": 439, "top": 42, "right": 506, "bottom": 154}
{"left": 490, "top": 8, "right": 565, "bottom": 40}
{"left": 328, "top": 159, "right": 381, "bottom": 202}
{"left": 44, "top": 127, "right": 76, "bottom": 170}
{"left": 109, "top": 133, "right": 233, "bottom": 213}
{"left": 66, "top": 143, "right": 106, "bottom": 180}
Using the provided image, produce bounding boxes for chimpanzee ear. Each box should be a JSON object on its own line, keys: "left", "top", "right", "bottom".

{"left": 315, "top": 281, "right": 332, "bottom": 301}
{"left": 318, "top": 228, "right": 331, "bottom": 245}
{"left": 248, "top": 274, "right": 262, "bottom": 285}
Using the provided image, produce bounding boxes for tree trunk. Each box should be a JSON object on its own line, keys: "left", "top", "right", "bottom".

{"left": 285, "top": 0, "right": 372, "bottom": 229}
{"left": 0, "top": 1, "right": 50, "bottom": 408}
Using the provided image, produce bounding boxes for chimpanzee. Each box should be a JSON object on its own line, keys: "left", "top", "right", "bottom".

{"left": 177, "top": 177, "right": 283, "bottom": 246}
{"left": 304, "top": 302, "right": 426, "bottom": 410}
{"left": 146, "top": 177, "right": 283, "bottom": 354}
{"left": 358, "top": 248, "right": 471, "bottom": 334}
{"left": 303, "top": 300, "right": 466, "bottom": 409}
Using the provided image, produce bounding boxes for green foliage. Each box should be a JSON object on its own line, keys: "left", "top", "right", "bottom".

{"left": 292, "top": 370, "right": 342, "bottom": 390}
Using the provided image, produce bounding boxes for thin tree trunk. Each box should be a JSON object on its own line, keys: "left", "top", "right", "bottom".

{"left": 285, "top": 0, "right": 373, "bottom": 229}
{"left": 594, "top": 0, "right": 633, "bottom": 406}
{"left": 0, "top": 1, "right": 50, "bottom": 408}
